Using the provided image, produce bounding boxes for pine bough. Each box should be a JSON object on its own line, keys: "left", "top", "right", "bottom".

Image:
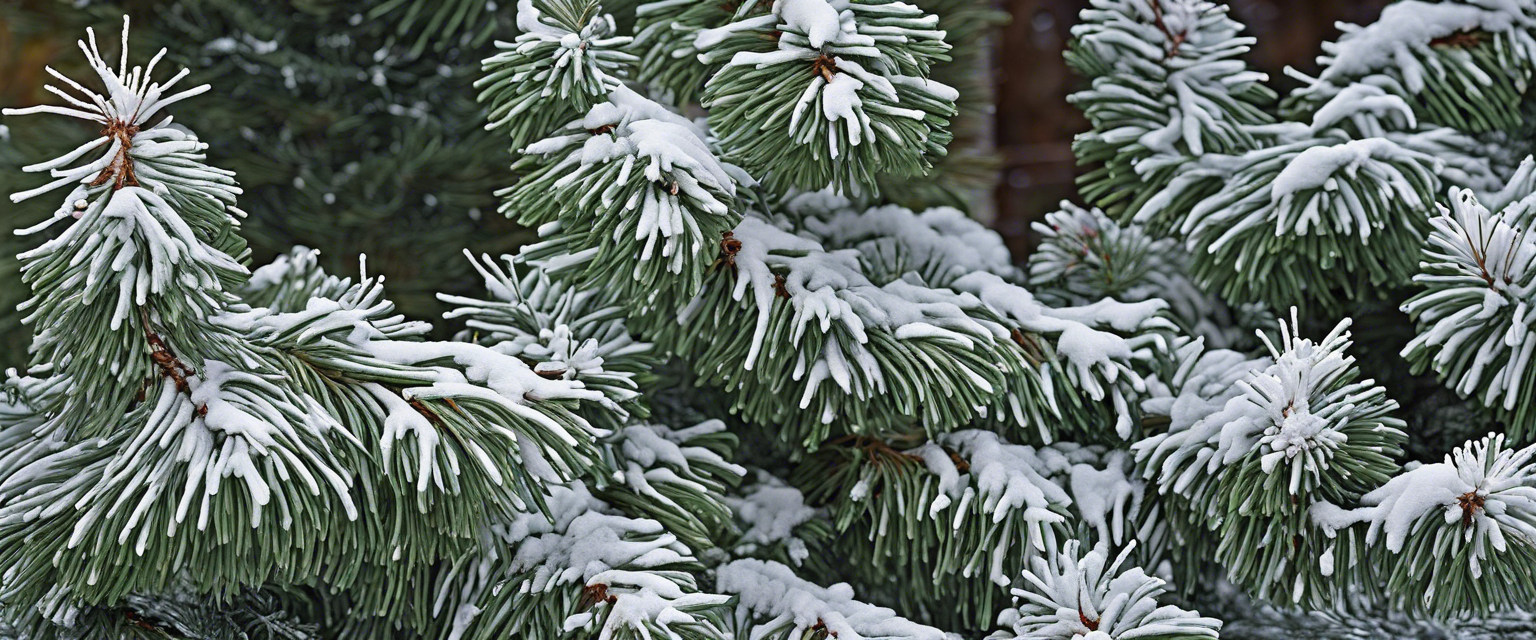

{"left": 4, "top": 0, "right": 1536, "bottom": 638}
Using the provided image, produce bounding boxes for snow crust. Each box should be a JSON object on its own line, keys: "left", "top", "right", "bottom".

{"left": 717, "top": 558, "right": 947, "bottom": 640}
{"left": 1317, "top": 0, "right": 1532, "bottom": 93}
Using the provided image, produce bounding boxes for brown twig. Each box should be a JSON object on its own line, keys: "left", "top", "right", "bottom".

{"left": 389, "top": 385, "right": 467, "bottom": 446}
{"left": 407, "top": 397, "right": 447, "bottom": 429}
{"left": 578, "top": 583, "right": 618, "bottom": 611}
{"left": 1148, "top": 2, "right": 1187, "bottom": 59}
{"left": 138, "top": 308, "right": 206, "bottom": 415}
{"left": 1011, "top": 328, "right": 1046, "bottom": 366}
{"left": 824, "top": 434, "right": 965, "bottom": 471}
{"left": 812, "top": 53, "right": 838, "bottom": 82}
{"left": 827, "top": 435, "right": 921, "bottom": 465}
{"left": 712, "top": 230, "right": 744, "bottom": 273}
{"left": 1458, "top": 221, "right": 1498, "bottom": 287}
{"left": 1430, "top": 30, "right": 1488, "bottom": 49}
{"left": 1458, "top": 490, "right": 1486, "bottom": 530}
{"left": 1078, "top": 608, "right": 1100, "bottom": 631}
{"left": 89, "top": 119, "right": 140, "bottom": 190}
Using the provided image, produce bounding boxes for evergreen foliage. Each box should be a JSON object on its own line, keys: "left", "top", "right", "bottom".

{"left": 6, "top": 0, "right": 1536, "bottom": 638}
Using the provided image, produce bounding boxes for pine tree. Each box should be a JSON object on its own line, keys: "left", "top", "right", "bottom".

{"left": 6, "top": 0, "right": 1536, "bottom": 639}
{"left": 1, "top": 0, "right": 527, "bottom": 352}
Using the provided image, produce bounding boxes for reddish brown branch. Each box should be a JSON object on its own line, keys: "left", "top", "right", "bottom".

{"left": 1011, "top": 328, "right": 1046, "bottom": 366}
{"left": 812, "top": 53, "right": 838, "bottom": 82}
{"left": 90, "top": 119, "right": 140, "bottom": 190}
{"left": 773, "top": 274, "right": 790, "bottom": 299}
{"left": 578, "top": 583, "right": 618, "bottom": 611}
{"left": 827, "top": 434, "right": 924, "bottom": 466}
{"left": 1149, "top": 2, "right": 1187, "bottom": 59}
{"left": 1458, "top": 490, "right": 1486, "bottom": 530}
{"left": 1430, "top": 30, "right": 1488, "bottom": 49}
{"left": 713, "top": 230, "right": 744, "bottom": 273}
{"left": 1079, "top": 609, "right": 1100, "bottom": 631}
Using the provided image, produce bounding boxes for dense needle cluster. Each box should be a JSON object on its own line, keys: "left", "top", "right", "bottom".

{"left": 4, "top": 1, "right": 1536, "bottom": 639}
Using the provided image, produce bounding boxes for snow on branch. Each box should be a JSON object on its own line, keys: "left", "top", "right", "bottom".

{"left": 4, "top": 16, "right": 235, "bottom": 212}
{"left": 1311, "top": 433, "right": 1536, "bottom": 615}
{"left": 1307, "top": 0, "right": 1535, "bottom": 92}
{"left": 697, "top": 0, "right": 957, "bottom": 193}
{"left": 1133, "top": 311, "right": 1404, "bottom": 604}
{"left": 914, "top": 431, "right": 1073, "bottom": 570}
{"left": 716, "top": 558, "right": 949, "bottom": 640}
{"left": 1029, "top": 202, "right": 1269, "bottom": 350}
{"left": 441, "top": 252, "right": 662, "bottom": 427}
{"left": 1179, "top": 133, "right": 1441, "bottom": 311}
{"left": 725, "top": 471, "right": 826, "bottom": 568}
{"left": 1404, "top": 183, "right": 1536, "bottom": 439}
{"left": 1138, "top": 310, "right": 1403, "bottom": 502}
{"left": 477, "top": 0, "right": 637, "bottom": 152}
{"left": 506, "top": 86, "right": 743, "bottom": 316}
{"left": 662, "top": 206, "right": 1168, "bottom": 445}
{"left": 240, "top": 247, "right": 357, "bottom": 312}
{"left": 587, "top": 421, "right": 745, "bottom": 552}
{"left": 414, "top": 483, "right": 733, "bottom": 640}
{"left": 794, "top": 194, "right": 1018, "bottom": 288}
{"left": 797, "top": 428, "right": 1108, "bottom": 630}
{"left": 632, "top": 0, "right": 738, "bottom": 105}
{"left": 1066, "top": 0, "right": 1276, "bottom": 224}
{"left": 1287, "top": 0, "right": 1536, "bottom": 133}
{"left": 220, "top": 272, "right": 612, "bottom": 516}
{"left": 989, "top": 539, "right": 1221, "bottom": 640}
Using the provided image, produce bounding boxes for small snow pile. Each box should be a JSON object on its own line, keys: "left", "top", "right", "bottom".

{"left": 1140, "top": 339, "right": 1269, "bottom": 438}
{"left": 1035, "top": 444, "right": 1149, "bottom": 547}
{"left": 1268, "top": 138, "right": 1436, "bottom": 238}
{"left": 726, "top": 473, "right": 820, "bottom": 564}
{"left": 717, "top": 558, "right": 948, "bottom": 640}
{"left": 1308, "top": 83, "right": 1416, "bottom": 135}
{"left": 909, "top": 430, "right": 1072, "bottom": 586}
{"left": 777, "top": 0, "right": 845, "bottom": 48}
{"left": 917, "top": 430, "right": 1071, "bottom": 528}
